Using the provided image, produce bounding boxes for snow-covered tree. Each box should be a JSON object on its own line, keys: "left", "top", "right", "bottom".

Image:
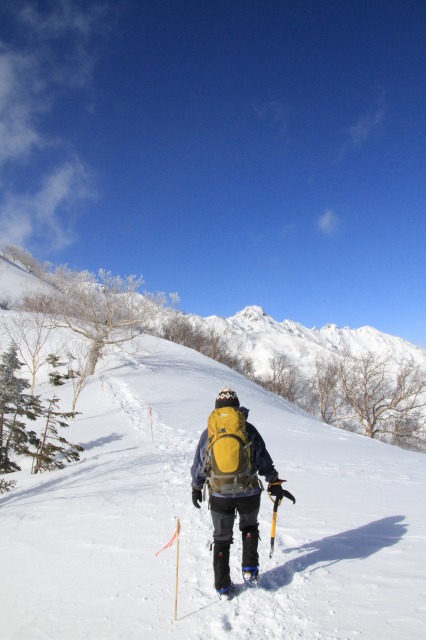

{"left": 22, "top": 268, "right": 172, "bottom": 375}
{"left": 1, "top": 244, "right": 48, "bottom": 277}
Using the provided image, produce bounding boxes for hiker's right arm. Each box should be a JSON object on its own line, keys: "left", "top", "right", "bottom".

{"left": 190, "top": 429, "right": 208, "bottom": 490}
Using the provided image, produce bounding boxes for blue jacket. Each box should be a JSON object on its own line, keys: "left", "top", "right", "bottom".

{"left": 191, "top": 419, "right": 279, "bottom": 497}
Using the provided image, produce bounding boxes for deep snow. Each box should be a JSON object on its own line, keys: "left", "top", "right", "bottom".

{"left": 0, "top": 332, "right": 425, "bottom": 640}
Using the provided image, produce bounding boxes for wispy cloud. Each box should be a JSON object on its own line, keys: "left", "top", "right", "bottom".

{"left": 255, "top": 101, "right": 290, "bottom": 138}
{"left": 18, "top": 0, "right": 110, "bottom": 88}
{"left": 346, "top": 106, "right": 385, "bottom": 148}
{"left": 0, "top": 50, "right": 44, "bottom": 168}
{"left": 0, "top": 1, "right": 107, "bottom": 252}
{"left": 0, "top": 161, "right": 94, "bottom": 250}
{"left": 20, "top": 0, "right": 104, "bottom": 38}
{"left": 338, "top": 95, "right": 386, "bottom": 159}
{"left": 317, "top": 209, "right": 339, "bottom": 235}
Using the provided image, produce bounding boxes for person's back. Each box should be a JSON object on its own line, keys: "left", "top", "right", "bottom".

{"left": 204, "top": 404, "right": 259, "bottom": 496}
{"left": 191, "top": 387, "right": 293, "bottom": 599}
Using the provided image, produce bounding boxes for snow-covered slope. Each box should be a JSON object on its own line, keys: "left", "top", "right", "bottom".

{"left": 0, "top": 256, "right": 49, "bottom": 307}
{"left": 0, "top": 331, "right": 425, "bottom": 640}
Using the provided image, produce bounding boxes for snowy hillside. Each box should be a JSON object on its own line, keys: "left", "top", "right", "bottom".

{"left": 0, "top": 256, "right": 50, "bottom": 307}
{"left": 0, "top": 318, "right": 426, "bottom": 639}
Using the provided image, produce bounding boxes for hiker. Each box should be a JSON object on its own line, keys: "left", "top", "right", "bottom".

{"left": 191, "top": 387, "right": 288, "bottom": 599}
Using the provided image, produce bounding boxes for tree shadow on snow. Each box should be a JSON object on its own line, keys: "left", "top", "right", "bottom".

{"left": 80, "top": 433, "right": 124, "bottom": 451}
{"left": 0, "top": 445, "right": 155, "bottom": 508}
{"left": 261, "top": 515, "right": 408, "bottom": 591}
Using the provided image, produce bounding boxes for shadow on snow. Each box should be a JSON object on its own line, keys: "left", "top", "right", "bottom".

{"left": 261, "top": 515, "right": 408, "bottom": 590}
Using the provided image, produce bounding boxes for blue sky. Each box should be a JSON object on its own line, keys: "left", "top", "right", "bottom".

{"left": 0, "top": 1, "right": 425, "bottom": 346}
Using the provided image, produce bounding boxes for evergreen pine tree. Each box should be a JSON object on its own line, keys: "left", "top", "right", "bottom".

{"left": 46, "top": 353, "right": 69, "bottom": 387}
{"left": 32, "top": 395, "right": 83, "bottom": 474}
{"left": 0, "top": 477, "right": 17, "bottom": 494}
{"left": 0, "top": 344, "right": 42, "bottom": 473}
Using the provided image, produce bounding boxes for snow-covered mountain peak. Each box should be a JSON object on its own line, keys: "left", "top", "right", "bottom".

{"left": 234, "top": 305, "right": 269, "bottom": 321}
{"left": 229, "top": 305, "right": 280, "bottom": 333}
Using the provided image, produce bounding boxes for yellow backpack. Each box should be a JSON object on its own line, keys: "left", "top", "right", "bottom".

{"left": 204, "top": 407, "right": 258, "bottom": 495}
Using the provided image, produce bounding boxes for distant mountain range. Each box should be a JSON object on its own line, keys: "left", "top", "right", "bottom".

{"left": 186, "top": 304, "right": 426, "bottom": 376}
{"left": 1, "top": 255, "right": 425, "bottom": 377}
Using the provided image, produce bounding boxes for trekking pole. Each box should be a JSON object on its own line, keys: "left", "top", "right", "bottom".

{"left": 268, "top": 484, "right": 296, "bottom": 559}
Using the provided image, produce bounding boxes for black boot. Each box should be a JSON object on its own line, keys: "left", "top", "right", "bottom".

{"left": 213, "top": 541, "right": 231, "bottom": 591}
{"left": 241, "top": 525, "right": 259, "bottom": 582}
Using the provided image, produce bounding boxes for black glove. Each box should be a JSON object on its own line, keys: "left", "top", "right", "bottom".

{"left": 268, "top": 480, "right": 296, "bottom": 504}
{"left": 192, "top": 488, "right": 202, "bottom": 509}
{"left": 268, "top": 480, "right": 286, "bottom": 498}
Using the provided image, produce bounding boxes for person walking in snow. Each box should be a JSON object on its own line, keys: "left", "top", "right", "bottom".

{"left": 191, "top": 387, "right": 288, "bottom": 599}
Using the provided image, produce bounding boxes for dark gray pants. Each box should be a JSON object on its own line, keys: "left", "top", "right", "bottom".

{"left": 210, "top": 493, "right": 261, "bottom": 542}
{"left": 210, "top": 493, "right": 261, "bottom": 590}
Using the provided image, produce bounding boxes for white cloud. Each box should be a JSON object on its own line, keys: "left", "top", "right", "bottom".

{"left": 335, "top": 94, "right": 387, "bottom": 163}
{"left": 0, "top": 161, "right": 93, "bottom": 250}
{"left": 0, "top": 1, "right": 106, "bottom": 252}
{"left": 0, "top": 50, "right": 44, "bottom": 169}
{"left": 18, "top": 0, "right": 109, "bottom": 89}
{"left": 19, "top": 0, "right": 108, "bottom": 38}
{"left": 0, "top": 209, "right": 33, "bottom": 247}
{"left": 255, "top": 101, "right": 289, "bottom": 138}
{"left": 317, "top": 209, "right": 338, "bottom": 234}
{"left": 346, "top": 107, "right": 385, "bottom": 148}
